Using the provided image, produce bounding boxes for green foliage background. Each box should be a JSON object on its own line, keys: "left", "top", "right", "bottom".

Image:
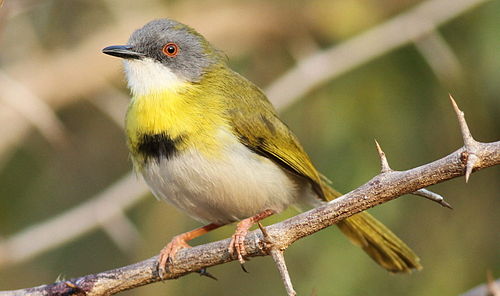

{"left": 0, "top": 0, "right": 498, "bottom": 295}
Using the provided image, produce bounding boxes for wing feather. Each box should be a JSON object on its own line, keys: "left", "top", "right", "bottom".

{"left": 223, "top": 75, "right": 326, "bottom": 199}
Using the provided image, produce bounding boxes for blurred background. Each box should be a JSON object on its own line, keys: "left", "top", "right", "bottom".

{"left": 0, "top": 0, "right": 498, "bottom": 295}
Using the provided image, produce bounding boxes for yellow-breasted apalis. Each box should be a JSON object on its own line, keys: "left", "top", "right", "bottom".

{"left": 102, "top": 18, "right": 421, "bottom": 277}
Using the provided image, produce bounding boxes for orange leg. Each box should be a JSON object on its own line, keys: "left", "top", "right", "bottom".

{"left": 158, "top": 223, "right": 221, "bottom": 277}
{"left": 228, "top": 209, "right": 275, "bottom": 264}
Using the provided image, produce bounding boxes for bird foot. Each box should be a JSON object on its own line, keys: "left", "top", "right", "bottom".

{"left": 158, "top": 235, "right": 191, "bottom": 278}
{"left": 228, "top": 218, "right": 254, "bottom": 264}
{"left": 156, "top": 223, "right": 221, "bottom": 279}
{"left": 228, "top": 209, "right": 276, "bottom": 265}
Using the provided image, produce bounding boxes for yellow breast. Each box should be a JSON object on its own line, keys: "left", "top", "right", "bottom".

{"left": 126, "top": 87, "right": 230, "bottom": 166}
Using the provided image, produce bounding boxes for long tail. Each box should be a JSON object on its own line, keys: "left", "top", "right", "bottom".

{"left": 323, "top": 185, "right": 422, "bottom": 273}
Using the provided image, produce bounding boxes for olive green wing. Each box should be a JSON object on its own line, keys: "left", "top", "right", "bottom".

{"left": 226, "top": 83, "right": 326, "bottom": 200}
{"left": 224, "top": 77, "right": 421, "bottom": 273}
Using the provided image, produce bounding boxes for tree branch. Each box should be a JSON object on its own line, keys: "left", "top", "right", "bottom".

{"left": 1, "top": 100, "right": 498, "bottom": 296}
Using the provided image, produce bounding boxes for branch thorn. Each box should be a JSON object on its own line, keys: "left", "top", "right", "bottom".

{"left": 412, "top": 189, "right": 452, "bottom": 209}
{"left": 374, "top": 140, "right": 392, "bottom": 173}
{"left": 464, "top": 154, "right": 479, "bottom": 183}
{"left": 258, "top": 222, "right": 270, "bottom": 239}
{"left": 449, "top": 94, "right": 480, "bottom": 182}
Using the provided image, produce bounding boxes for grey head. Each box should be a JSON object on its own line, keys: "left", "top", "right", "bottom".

{"left": 103, "top": 19, "right": 224, "bottom": 84}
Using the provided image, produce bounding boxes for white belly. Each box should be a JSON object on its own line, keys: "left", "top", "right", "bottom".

{"left": 141, "top": 137, "right": 304, "bottom": 224}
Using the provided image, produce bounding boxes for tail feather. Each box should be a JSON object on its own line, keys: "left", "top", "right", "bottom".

{"left": 338, "top": 213, "right": 422, "bottom": 273}
{"left": 323, "top": 185, "right": 422, "bottom": 273}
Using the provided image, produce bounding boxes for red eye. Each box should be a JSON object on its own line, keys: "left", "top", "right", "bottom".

{"left": 162, "top": 43, "right": 179, "bottom": 57}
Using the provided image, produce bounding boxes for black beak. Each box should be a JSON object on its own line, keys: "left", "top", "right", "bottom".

{"left": 102, "top": 45, "right": 143, "bottom": 59}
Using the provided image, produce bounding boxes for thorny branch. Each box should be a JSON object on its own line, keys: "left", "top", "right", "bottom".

{"left": 1, "top": 98, "right": 498, "bottom": 296}
{"left": 375, "top": 140, "right": 452, "bottom": 209}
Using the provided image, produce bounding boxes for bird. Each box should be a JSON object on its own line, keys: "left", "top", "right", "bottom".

{"left": 102, "top": 18, "right": 421, "bottom": 278}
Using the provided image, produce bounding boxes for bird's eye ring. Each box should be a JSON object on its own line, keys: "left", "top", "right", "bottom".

{"left": 162, "top": 43, "right": 179, "bottom": 57}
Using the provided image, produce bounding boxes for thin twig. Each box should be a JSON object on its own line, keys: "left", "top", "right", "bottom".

{"left": 1, "top": 99, "right": 498, "bottom": 296}
{"left": 258, "top": 223, "right": 296, "bottom": 296}
{"left": 269, "top": 250, "right": 296, "bottom": 296}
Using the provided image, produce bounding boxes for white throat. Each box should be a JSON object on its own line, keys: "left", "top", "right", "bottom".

{"left": 124, "top": 58, "right": 184, "bottom": 96}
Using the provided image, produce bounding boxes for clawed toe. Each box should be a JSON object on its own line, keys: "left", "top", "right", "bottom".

{"left": 156, "top": 224, "right": 222, "bottom": 278}
{"left": 228, "top": 210, "right": 276, "bottom": 267}
{"left": 157, "top": 236, "right": 191, "bottom": 278}
{"left": 228, "top": 230, "right": 248, "bottom": 264}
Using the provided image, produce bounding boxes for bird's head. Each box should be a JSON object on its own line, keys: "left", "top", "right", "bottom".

{"left": 103, "top": 19, "right": 224, "bottom": 96}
